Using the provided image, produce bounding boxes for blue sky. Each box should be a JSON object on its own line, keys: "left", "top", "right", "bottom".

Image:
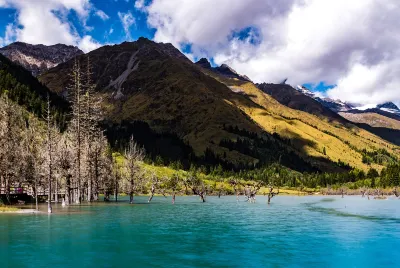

{"left": 82, "top": 0, "right": 155, "bottom": 44}
{"left": 0, "top": 0, "right": 399, "bottom": 105}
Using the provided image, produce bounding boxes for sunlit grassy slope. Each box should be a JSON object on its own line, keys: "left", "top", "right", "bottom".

{"left": 203, "top": 72, "right": 400, "bottom": 171}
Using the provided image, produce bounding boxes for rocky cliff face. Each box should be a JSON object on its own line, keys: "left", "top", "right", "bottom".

{"left": 0, "top": 42, "right": 83, "bottom": 76}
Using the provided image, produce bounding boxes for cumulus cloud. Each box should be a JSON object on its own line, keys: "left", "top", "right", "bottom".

{"left": 118, "top": 11, "right": 135, "bottom": 39}
{"left": 78, "top": 35, "right": 101, "bottom": 53}
{"left": 144, "top": 0, "right": 400, "bottom": 105}
{"left": 0, "top": 23, "right": 16, "bottom": 47}
{"left": 0, "top": 0, "right": 101, "bottom": 52}
{"left": 95, "top": 9, "right": 109, "bottom": 21}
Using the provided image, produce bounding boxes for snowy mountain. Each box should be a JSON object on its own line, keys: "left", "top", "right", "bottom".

{"left": 296, "top": 85, "right": 355, "bottom": 112}
{"left": 0, "top": 42, "right": 83, "bottom": 76}
{"left": 295, "top": 85, "right": 400, "bottom": 120}
{"left": 376, "top": 102, "right": 400, "bottom": 115}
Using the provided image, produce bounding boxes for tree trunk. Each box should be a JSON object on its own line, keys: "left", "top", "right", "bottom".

{"left": 5, "top": 177, "right": 10, "bottom": 205}
{"left": 35, "top": 180, "right": 38, "bottom": 211}
{"left": 65, "top": 175, "right": 71, "bottom": 205}
{"left": 55, "top": 178, "right": 59, "bottom": 203}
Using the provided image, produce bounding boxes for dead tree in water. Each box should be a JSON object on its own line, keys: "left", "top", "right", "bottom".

{"left": 229, "top": 178, "right": 241, "bottom": 201}
{"left": 361, "top": 187, "right": 368, "bottom": 198}
{"left": 243, "top": 182, "right": 263, "bottom": 203}
{"left": 393, "top": 187, "right": 399, "bottom": 198}
{"left": 167, "top": 174, "right": 180, "bottom": 204}
{"left": 124, "top": 136, "right": 145, "bottom": 204}
{"left": 340, "top": 187, "right": 346, "bottom": 198}
{"left": 69, "top": 58, "right": 83, "bottom": 204}
{"left": 267, "top": 185, "right": 279, "bottom": 204}
{"left": 44, "top": 96, "right": 54, "bottom": 214}
{"left": 184, "top": 173, "right": 206, "bottom": 202}
{"left": 147, "top": 172, "right": 160, "bottom": 203}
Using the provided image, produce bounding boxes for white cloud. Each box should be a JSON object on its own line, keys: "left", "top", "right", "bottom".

{"left": 109, "top": 28, "right": 114, "bottom": 35}
{"left": 0, "top": 23, "right": 16, "bottom": 46}
{"left": 134, "top": 0, "right": 145, "bottom": 11}
{"left": 95, "top": 9, "right": 109, "bottom": 21}
{"left": 144, "top": 0, "right": 400, "bottom": 105}
{"left": 0, "top": 0, "right": 100, "bottom": 52}
{"left": 118, "top": 11, "right": 135, "bottom": 40}
{"left": 78, "top": 35, "right": 101, "bottom": 53}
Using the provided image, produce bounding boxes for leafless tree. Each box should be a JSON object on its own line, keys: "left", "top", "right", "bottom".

{"left": 184, "top": 172, "right": 206, "bottom": 202}
{"left": 44, "top": 95, "right": 55, "bottom": 213}
{"left": 243, "top": 181, "right": 263, "bottom": 203}
{"left": 229, "top": 178, "right": 241, "bottom": 201}
{"left": 68, "top": 58, "right": 83, "bottom": 204}
{"left": 147, "top": 172, "right": 162, "bottom": 203}
{"left": 124, "top": 136, "right": 145, "bottom": 203}
{"left": 393, "top": 187, "right": 399, "bottom": 198}
{"left": 166, "top": 174, "right": 181, "bottom": 204}
{"left": 267, "top": 185, "right": 279, "bottom": 204}
{"left": 0, "top": 96, "right": 23, "bottom": 204}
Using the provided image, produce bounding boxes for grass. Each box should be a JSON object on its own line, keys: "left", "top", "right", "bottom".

{"left": 0, "top": 204, "right": 19, "bottom": 212}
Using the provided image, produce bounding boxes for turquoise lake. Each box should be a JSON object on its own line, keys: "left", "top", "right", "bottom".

{"left": 1, "top": 195, "right": 400, "bottom": 267}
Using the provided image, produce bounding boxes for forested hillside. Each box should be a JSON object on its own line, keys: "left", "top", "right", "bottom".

{"left": 0, "top": 53, "right": 69, "bottom": 129}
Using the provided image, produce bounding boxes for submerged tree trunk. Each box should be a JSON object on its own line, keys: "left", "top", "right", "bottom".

{"left": 35, "top": 179, "right": 38, "bottom": 211}
{"left": 55, "top": 178, "right": 58, "bottom": 203}
{"left": 148, "top": 185, "right": 155, "bottom": 203}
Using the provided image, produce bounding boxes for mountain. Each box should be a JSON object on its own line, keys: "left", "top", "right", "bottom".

{"left": 257, "top": 83, "right": 347, "bottom": 123}
{"left": 339, "top": 111, "right": 400, "bottom": 129}
{"left": 0, "top": 53, "right": 69, "bottom": 128}
{"left": 39, "top": 38, "right": 400, "bottom": 172}
{"left": 296, "top": 85, "right": 355, "bottom": 112}
{"left": 195, "top": 58, "right": 252, "bottom": 82}
{"left": 0, "top": 42, "right": 83, "bottom": 76}
{"left": 40, "top": 38, "right": 319, "bottom": 171}
{"left": 376, "top": 102, "right": 400, "bottom": 115}
{"left": 288, "top": 84, "right": 400, "bottom": 145}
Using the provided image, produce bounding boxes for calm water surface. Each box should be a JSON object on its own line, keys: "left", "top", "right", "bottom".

{"left": 1, "top": 195, "right": 400, "bottom": 267}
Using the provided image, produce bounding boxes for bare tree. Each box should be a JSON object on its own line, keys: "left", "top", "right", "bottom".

{"left": 167, "top": 174, "right": 181, "bottom": 204}
{"left": 68, "top": 58, "right": 83, "bottom": 204}
{"left": 393, "top": 187, "right": 399, "bottom": 198}
{"left": 243, "top": 181, "right": 263, "bottom": 203}
{"left": 267, "top": 185, "right": 279, "bottom": 204}
{"left": 124, "top": 136, "right": 145, "bottom": 204}
{"left": 229, "top": 178, "right": 241, "bottom": 201}
{"left": 184, "top": 172, "right": 206, "bottom": 202}
{"left": 147, "top": 172, "right": 162, "bottom": 203}
{"left": 44, "top": 95, "right": 55, "bottom": 214}
{"left": 0, "top": 96, "right": 23, "bottom": 204}
{"left": 57, "top": 133, "right": 73, "bottom": 205}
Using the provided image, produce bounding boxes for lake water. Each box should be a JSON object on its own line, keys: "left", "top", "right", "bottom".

{"left": 1, "top": 195, "right": 400, "bottom": 267}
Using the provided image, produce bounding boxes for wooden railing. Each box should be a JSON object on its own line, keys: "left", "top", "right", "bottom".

{"left": 0, "top": 186, "right": 28, "bottom": 195}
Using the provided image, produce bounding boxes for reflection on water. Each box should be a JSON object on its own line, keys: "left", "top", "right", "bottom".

{"left": 1, "top": 196, "right": 400, "bottom": 267}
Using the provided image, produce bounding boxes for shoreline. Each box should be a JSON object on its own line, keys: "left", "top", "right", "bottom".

{"left": 0, "top": 209, "right": 40, "bottom": 214}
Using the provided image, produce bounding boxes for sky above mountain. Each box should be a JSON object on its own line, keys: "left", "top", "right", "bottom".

{"left": 0, "top": 0, "right": 399, "bottom": 106}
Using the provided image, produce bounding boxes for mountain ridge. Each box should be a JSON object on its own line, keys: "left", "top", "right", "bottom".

{"left": 0, "top": 41, "right": 83, "bottom": 76}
